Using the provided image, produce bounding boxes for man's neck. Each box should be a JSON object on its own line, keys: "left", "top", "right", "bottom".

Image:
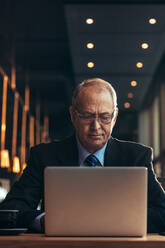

{"left": 76, "top": 137, "right": 108, "bottom": 166}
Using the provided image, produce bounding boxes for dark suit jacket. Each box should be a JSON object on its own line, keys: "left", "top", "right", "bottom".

{"left": 1, "top": 135, "right": 165, "bottom": 233}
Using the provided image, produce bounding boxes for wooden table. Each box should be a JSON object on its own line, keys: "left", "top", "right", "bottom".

{"left": 1, "top": 234, "right": 165, "bottom": 248}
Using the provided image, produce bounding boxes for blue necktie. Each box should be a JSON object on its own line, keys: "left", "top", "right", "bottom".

{"left": 84, "top": 154, "right": 102, "bottom": 167}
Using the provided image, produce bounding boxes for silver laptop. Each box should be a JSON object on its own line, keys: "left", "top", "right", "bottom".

{"left": 44, "top": 167, "right": 147, "bottom": 237}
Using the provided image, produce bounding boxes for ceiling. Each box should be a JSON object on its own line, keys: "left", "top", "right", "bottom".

{"left": 1, "top": 0, "right": 165, "bottom": 140}
{"left": 65, "top": 3, "right": 165, "bottom": 111}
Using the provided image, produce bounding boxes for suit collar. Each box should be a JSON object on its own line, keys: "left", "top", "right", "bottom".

{"left": 56, "top": 135, "right": 120, "bottom": 167}
{"left": 104, "top": 137, "right": 120, "bottom": 166}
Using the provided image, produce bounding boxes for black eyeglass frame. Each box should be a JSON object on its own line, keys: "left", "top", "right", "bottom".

{"left": 74, "top": 109, "right": 115, "bottom": 124}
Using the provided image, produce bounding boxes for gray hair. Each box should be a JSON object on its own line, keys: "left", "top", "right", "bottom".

{"left": 72, "top": 78, "right": 117, "bottom": 110}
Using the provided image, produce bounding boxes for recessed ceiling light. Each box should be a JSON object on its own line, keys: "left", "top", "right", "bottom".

{"left": 141, "top": 43, "right": 149, "bottom": 49}
{"left": 87, "top": 62, "right": 95, "bottom": 68}
{"left": 128, "top": 93, "right": 134, "bottom": 99}
{"left": 136, "top": 62, "right": 143, "bottom": 68}
{"left": 130, "top": 81, "right": 137, "bottom": 87}
{"left": 86, "top": 43, "right": 94, "bottom": 49}
{"left": 124, "top": 102, "right": 131, "bottom": 109}
{"left": 86, "top": 18, "right": 94, "bottom": 24}
{"left": 149, "top": 18, "right": 157, "bottom": 24}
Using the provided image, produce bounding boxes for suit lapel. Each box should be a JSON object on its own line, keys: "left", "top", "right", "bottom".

{"left": 56, "top": 135, "right": 79, "bottom": 166}
{"left": 104, "top": 137, "right": 122, "bottom": 167}
{"left": 56, "top": 135, "right": 122, "bottom": 167}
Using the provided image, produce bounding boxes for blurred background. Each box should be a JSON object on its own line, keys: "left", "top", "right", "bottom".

{"left": 0, "top": 0, "right": 165, "bottom": 200}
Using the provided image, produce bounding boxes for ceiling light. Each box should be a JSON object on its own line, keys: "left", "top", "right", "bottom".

{"left": 124, "top": 102, "right": 131, "bottom": 109}
{"left": 87, "top": 62, "right": 94, "bottom": 68}
{"left": 86, "top": 43, "right": 94, "bottom": 49}
{"left": 130, "top": 81, "right": 137, "bottom": 87}
{"left": 141, "top": 43, "right": 149, "bottom": 49}
{"left": 136, "top": 62, "right": 143, "bottom": 68}
{"left": 86, "top": 18, "right": 94, "bottom": 24}
{"left": 128, "top": 93, "right": 134, "bottom": 99}
{"left": 1, "top": 149, "right": 10, "bottom": 168}
{"left": 149, "top": 18, "right": 157, "bottom": 24}
{"left": 13, "top": 156, "right": 20, "bottom": 173}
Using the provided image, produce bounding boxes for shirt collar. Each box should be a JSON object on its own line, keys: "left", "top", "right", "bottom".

{"left": 76, "top": 137, "right": 107, "bottom": 166}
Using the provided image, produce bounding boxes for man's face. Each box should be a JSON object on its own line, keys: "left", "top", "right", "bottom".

{"left": 70, "top": 86, "right": 118, "bottom": 153}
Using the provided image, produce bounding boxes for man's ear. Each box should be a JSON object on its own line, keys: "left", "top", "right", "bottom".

{"left": 69, "top": 106, "right": 75, "bottom": 124}
{"left": 112, "top": 107, "right": 118, "bottom": 128}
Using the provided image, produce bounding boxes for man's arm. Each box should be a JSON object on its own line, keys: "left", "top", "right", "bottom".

{"left": 144, "top": 148, "right": 165, "bottom": 233}
{"left": 0, "top": 146, "right": 44, "bottom": 229}
{"left": 119, "top": 140, "right": 165, "bottom": 233}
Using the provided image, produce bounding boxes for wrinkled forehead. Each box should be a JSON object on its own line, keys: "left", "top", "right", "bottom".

{"left": 78, "top": 85, "right": 113, "bottom": 101}
{"left": 77, "top": 85, "right": 114, "bottom": 110}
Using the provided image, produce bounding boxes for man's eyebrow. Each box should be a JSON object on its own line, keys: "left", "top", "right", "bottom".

{"left": 81, "top": 111, "right": 112, "bottom": 115}
{"left": 100, "top": 112, "right": 112, "bottom": 115}
{"left": 80, "top": 111, "right": 93, "bottom": 115}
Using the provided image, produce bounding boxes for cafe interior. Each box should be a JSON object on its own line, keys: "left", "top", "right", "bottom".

{"left": 0, "top": 0, "right": 165, "bottom": 201}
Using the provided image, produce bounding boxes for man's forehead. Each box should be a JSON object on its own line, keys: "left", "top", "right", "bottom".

{"left": 78, "top": 89, "right": 113, "bottom": 111}
{"left": 79, "top": 84, "right": 111, "bottom": 98}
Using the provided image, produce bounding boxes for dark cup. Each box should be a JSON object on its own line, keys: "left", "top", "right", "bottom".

{"left": 0, "top": 210, "right": 19, "bottom": 229}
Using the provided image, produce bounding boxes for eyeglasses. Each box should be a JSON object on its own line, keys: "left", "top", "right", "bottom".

{"left": 75, "top": 110, "right": 114, "bottom": 124}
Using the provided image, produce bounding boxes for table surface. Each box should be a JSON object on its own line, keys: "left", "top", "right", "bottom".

{"left": 1, "top": 234, "right": 165, "bottom": 248}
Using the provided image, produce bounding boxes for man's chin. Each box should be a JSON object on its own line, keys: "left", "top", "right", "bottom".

{"left": 85, "top": 139, "right": 105, "bottom": 152}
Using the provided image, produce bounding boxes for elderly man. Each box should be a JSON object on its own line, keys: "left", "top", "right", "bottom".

{"left": 1, "top": 78, "right": 165, "bottom": 233}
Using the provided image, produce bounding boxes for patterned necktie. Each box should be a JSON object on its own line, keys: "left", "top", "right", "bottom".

{"left": 84, "top": 154, "right": 102, "bottom": 167}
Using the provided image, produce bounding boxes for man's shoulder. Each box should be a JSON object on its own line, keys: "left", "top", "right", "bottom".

{"left": 105, "top": 137, "right": 153, "bottom": 166}
{"left": 109, "top": 137, "right": 152, "bottom": 153}
{"left": 26, "top": 135, "right": 77, "bottom": 166}
{"left": 30, "top": 135, "right": 76, "bottom": 153}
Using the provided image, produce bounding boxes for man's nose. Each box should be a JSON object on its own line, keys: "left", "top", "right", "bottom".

{"left": 90, "top": 117, "right": 101, "bottom": 129}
